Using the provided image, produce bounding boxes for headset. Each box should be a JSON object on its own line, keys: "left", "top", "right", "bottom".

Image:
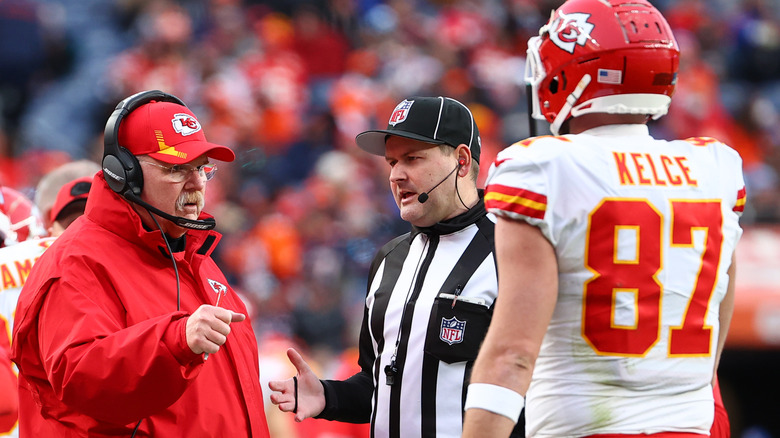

{"left": 103, "top": 90, "right": 185, "bottom": 196}
{"left": 102, "top": 89, "right": 216, "bottom": 231}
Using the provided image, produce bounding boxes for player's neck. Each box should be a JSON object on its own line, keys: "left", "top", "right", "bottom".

{"left": 567, "top": 114, "right": 649, "bottom": 134}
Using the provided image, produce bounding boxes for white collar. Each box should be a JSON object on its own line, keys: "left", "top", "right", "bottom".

{"left": 579, "top": 124, "right": 650, "bottom": 137}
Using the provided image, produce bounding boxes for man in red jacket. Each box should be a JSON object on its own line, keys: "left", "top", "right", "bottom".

{"left": 11, "top": 90, "right": 270, "bottom": 437}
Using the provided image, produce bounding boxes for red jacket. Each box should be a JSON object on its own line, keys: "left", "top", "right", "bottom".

{"left": 11, "top": 173, "right": 270, "bottom": 437}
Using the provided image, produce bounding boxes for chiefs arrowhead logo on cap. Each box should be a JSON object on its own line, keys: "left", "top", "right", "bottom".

{"left": 171, "top": 113, "right": 202, "bottom": 136}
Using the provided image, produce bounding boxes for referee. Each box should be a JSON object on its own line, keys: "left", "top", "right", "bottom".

{"left": 269, "top": 96, "right": 523, "bottom": 437}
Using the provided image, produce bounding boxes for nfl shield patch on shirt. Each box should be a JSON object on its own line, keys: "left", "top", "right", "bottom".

{"left": 440, "top": 316, "right": 466, "bottom": 345}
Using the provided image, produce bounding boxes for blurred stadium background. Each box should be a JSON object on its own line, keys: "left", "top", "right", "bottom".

{"left": 0, "top": 0, "right": 778, "bottom": 436}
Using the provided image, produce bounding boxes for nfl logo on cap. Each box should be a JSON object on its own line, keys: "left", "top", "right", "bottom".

{"left": 388, "top": 100, "right": 414, "bottom": 126}
{"left": 440, "top": 316, "right": 466, "bottom": 345}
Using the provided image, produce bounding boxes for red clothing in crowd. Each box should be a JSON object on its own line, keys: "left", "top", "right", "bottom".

{"left": 11, "top": 173, "right": 270, "bottom": 437}
{"left": 0, "top": 324, "right": 18, "bottom": 433}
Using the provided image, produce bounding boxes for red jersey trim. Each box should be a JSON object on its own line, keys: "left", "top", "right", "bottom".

{"left": 485, "top": 184, "right": 547, "bottom": 219}
{"left": 734, "top": 186, "right": 746, "bottom": 213}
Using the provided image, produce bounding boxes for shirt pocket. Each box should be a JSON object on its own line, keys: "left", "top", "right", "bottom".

{"left": 424, "top": 289, "right": 492, "bottom": 364}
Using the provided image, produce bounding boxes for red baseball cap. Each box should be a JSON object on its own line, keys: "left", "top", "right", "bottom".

{"left": 50, "top": 176, "right": 93, "bottom": 223}
{"left": 117, "top": 101, "right": 235, "bottom": 164}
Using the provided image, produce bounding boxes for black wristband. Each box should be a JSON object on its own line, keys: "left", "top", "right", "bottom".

{"left": 293, "top": 376, "right": 298, "bottom": 414}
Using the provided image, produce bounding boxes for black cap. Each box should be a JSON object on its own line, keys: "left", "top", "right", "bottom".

{"left": 356, "top": 96, "right": 481, "bottom": 163}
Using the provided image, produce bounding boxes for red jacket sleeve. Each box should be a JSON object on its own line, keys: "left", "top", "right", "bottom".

{"left": 0, "top": 323, "right": 18, "bottom": 433}
{"left": 36, "top": 277, "right": 204, "bottom": 425}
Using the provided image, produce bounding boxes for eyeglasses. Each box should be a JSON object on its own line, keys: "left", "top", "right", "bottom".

{"left": 139, "top": 160, "right": 218, "bottom": 182}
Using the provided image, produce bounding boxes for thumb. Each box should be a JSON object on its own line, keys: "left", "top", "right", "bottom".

{"left": 230, "top": 312, "right": 246, "bottom": 323}
{"left": 286, "top": 348, "right": 311, "bottom": 375}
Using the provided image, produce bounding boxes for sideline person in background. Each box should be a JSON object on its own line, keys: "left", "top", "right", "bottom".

{"left": 46, "top": 175, "right": 92, "bottom": 237}
{"left": 270, "top": 96, "right": 523, "bottom": 437}
{"left": 462, "top": 1, "right": 744, "bottom": 437}
{"left": 34, "top": 159, "right": 101, "bottom": 233}
{"left": 0, "top": 187, "right": 46, "bottom": 437}
{"left": 11, "top": 90, "right": 270, "bottom": 437}
{"left": 0, "top": 339, "right": 16, "bottom": 436}
{"left": 0, "top": 160, "right": 98, "bottom": 437}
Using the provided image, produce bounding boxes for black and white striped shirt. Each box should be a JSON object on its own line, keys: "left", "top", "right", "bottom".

{"left": 318, "top": 199, "right": 523, "bottom": 437}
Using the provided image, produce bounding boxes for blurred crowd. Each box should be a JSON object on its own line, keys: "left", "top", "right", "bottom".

{"left": 0, "top": 0, "right": 779, "bottom": 397}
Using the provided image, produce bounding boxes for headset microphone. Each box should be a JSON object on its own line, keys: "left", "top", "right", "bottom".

{"left": 417, "top": 159, "right": 466, "bottom": 204}
{"left": 123, "top": 191, "right": 216, "bottom": 230}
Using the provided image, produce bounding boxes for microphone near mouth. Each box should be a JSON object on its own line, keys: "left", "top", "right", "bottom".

{"left": 417, "top": 159, "right": 465, "bottom": 204}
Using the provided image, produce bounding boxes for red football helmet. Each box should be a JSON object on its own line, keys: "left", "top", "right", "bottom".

{"left": 525, "top": 0, "right": 680, "bottom": 135}
{"left": 0, "top": 186, "right": 45, "bottom": 247}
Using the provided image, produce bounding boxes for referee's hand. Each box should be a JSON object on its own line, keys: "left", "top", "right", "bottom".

{"left": 185, "top": 304, "right": 245, "bottom": 356}
{"left": 268, "top": 348, "right": 326, "bottom": 422}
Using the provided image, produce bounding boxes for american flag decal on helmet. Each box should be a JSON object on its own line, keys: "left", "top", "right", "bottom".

{"left": 598, "top": 68, "right": 622, "bottom": 84}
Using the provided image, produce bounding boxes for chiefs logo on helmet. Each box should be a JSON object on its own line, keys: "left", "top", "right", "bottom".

{"left": 547, "top": 13, "right": 595, "bottom": 54}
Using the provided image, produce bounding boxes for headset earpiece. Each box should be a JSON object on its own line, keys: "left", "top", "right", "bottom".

{"left": 458, "top": 158, "right": 466, "bottom": 167}
{"left": 102, "top": 90, "right": 187, "bottom": 198}
{"left": 102, "top": 147, "right": 142, "bottom": 195}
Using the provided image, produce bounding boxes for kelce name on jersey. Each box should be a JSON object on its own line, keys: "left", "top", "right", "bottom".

{"left": 612, "top": 151, "right": 698, "bottom": 187}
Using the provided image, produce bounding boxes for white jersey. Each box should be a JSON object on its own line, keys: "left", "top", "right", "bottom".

{"left": 0, "top": 237, "right": 55, "bottom": 438}
{"left": 485, "top": 124, "right": 745, "bottom": 437}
